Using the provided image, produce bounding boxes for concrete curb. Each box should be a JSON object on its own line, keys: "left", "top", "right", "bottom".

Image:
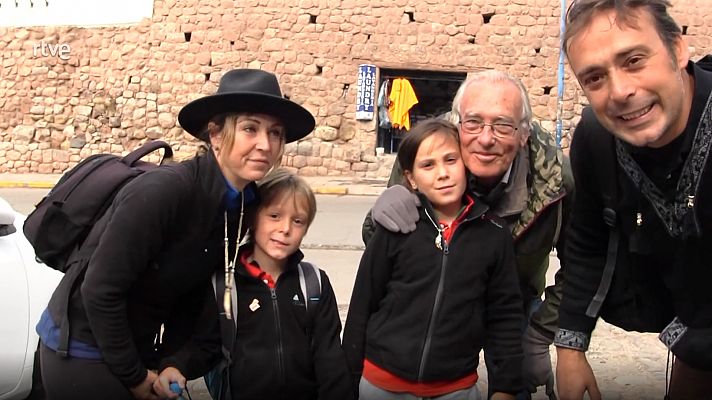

{"left": 0, "top": 180, "right": 383, "bottom": 196}
{"left": 0, "top": 172, "right": 385, "bottom": 196}
{"left": 0, "top": 181, "right": 57, "bottom": 189}
{"left": 312, "top": 186, "right": 349, "bottom": 195}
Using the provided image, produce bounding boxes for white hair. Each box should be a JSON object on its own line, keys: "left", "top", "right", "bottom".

{"left": 450, "top": 70, "right": 533, "bottom": 132}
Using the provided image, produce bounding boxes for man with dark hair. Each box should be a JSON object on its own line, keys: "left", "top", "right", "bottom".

{"left": 555, "top": 1, "right": 712, "bottom": 399}
{"left": 364, "top": 70, "right": 572, "bottom": 399}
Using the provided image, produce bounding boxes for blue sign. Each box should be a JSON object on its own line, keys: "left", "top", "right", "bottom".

{"left": 356, "top": 64, "right": 376, "bottom": 120}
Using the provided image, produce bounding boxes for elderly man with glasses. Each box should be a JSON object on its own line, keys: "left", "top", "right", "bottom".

{"left": 362, "top": 70, "right": 572, "bottom": 399}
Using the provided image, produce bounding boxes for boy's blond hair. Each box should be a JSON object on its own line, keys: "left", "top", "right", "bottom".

{"left": 257, "top": 168, "right": 317, "bottom": 227}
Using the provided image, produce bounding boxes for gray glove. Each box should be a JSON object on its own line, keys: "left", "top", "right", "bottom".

{"left": 372, "top": 184, "right": 421, "bottom": 233}
{"left": 522, "top": 326, "right": 557, "bottom": 399}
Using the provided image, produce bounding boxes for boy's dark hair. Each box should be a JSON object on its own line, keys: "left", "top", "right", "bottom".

{"left": 564, "top": 0, "right": 681, "bottom": 62}
{"left": 257, "top": 168, "right": 317, "bottom": 227}
{"left": 397, "top": 118, "right": 460, "bottom": 175}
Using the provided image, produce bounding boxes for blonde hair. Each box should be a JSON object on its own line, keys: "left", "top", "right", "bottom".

{"left": 257, "top": 168, "right": 317, "bottom": 227}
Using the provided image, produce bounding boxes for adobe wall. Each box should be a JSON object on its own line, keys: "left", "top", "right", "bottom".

{"left": 1, "top": 0, "right": 710, "bottom": 176}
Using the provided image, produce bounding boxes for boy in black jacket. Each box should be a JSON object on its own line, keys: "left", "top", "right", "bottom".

{"left": 156, "top": 169, "right": 353, "bottom": 400}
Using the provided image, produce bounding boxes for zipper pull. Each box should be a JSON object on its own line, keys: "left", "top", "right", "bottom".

{"left": 683, "top": 195, "right": 701, "bottom": 239}
{"left": 630, "top": 211, "right": 650, "bottom": 254}
{"left": 434, "top": 231, "right": 442, "bottom": 251}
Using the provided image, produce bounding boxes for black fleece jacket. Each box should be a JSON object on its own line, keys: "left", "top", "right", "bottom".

{"left": 559, "top": 61, "right": 712, "bottom": 334}
{"left": 343, "top": 195, "right": 524, "bottom": 394}
{"left": 46, "top": 151, "right": 254, "bottom": 388}
{"left": 174, "top": 247, "right": 354, "bottom": 400}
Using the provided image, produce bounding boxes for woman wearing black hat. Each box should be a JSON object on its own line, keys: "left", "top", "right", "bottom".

{"left": 38, "top": 69, "right": 314, "bottom": 400}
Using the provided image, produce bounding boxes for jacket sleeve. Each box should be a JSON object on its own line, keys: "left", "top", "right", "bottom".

{"left": 529, "top": 268, "right": 564, "bottom": 341}
{"left": 343, "top": 225, "right": 394, "bottom": 389}
{"left": 311, "top": 272, "right": 355, "bottom": 400}
{"left": 361, "top": 161, "right": 405, "bottom": 245}
{"left": 80, "top": 170, "right": 188, "bottom": 388}
{"left": 529, "top": 154, "right": 573, "bottom": 341}
{"left": 483, "top": 223, "right": 525, "bottom": 394}
{"left": 556, "top": 111, "right": 610, "bottom": 338}
{"left": 159, "top": 282, "right": 222, "bottom": 379}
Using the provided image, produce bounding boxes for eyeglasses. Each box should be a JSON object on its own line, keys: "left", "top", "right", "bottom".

{"left": 459, "top": 118, "right": 518, "bottom": 138}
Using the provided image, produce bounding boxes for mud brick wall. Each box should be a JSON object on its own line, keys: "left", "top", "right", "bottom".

{"left": 1, "top": 0, "right": 710, "bottom": 176}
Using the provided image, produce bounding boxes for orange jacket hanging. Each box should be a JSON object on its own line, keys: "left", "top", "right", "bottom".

{"left": 387, "top": 78, "right": 419, "bottom": 131}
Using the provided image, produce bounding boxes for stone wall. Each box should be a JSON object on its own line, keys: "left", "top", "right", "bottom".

{"left": 1, "top": 0, "right": 711, "bottom": 176}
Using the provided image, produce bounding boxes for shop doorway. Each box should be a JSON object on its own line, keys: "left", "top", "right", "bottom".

{"left": 376, "top": 69, "right": 466, "bottom": 154}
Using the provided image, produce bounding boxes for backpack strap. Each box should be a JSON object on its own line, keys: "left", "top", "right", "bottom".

{"left": 54, "top": 258, "right": 91, "bottom": 357}
{"left": 122, "top": 140, "right": 173, "bottom": 166}
{"left": 583, "top": 108, "right": 620, "bottom": 318}
{"left": 213, "top": 272, "right": 236, "bottom": 354}
{"left": 56, "top": 282, "right": 74, "bottom": 357}
{"left": 586, "top": 206, "right": 619, "bottom": 318}
{"left": 208, "top": 272, "right": 235, "bottom": 400}
{"left": 298, "top": 261, "right": 322, "bottom": 311}
{"left": 297, "top": 261, "right": 322, "bottom": 340}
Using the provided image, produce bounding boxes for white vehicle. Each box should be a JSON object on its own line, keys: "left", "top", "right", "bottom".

{"left": 0, "top": 197, "right": 62, "bottom": 400}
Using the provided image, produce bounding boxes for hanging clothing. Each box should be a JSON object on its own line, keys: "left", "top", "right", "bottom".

{"left": 388, "top": 78, "right": 419, "bottom": 131}
{"left": 378, "top": 79, "right": 392, "bottom": 129}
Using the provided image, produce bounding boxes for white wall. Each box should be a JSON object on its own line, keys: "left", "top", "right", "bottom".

{"left": 0, "top": 0, "right": 153, "bottom": 27}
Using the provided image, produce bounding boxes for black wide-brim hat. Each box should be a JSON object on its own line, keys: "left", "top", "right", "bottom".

{"left": 178, "top": 69, "right": 315, "bottom": 143}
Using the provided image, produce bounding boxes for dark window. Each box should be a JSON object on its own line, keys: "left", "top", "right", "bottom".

{"left": 376, "top": 69, "right": 466, "bottom": 154}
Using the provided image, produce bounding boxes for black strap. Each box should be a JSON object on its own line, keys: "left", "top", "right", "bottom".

{"left": 582, "top": 107, "right": 620, "bottom": 318}
{"left": 298, "top": 262, "right": 322, "bottom": 342}
{"left": 122, "top": 140, "right": 173, "bottom": 166}
{"left": 57, "top": 309, "right": 70, "bottom": 357}
{"left": 215, "top": 272, "right": 235, "bottom": 354}
{"left": 586, "top": 208, "right": 619, "bottom": 318}
{"left": 57, "top": 259, "right": 90, "bottom": 357}
{"left": 298, "top": 261, "right": 321, "bottom": 310}
{"left": 214, "top": 272, "right": 234, "bottom": 400}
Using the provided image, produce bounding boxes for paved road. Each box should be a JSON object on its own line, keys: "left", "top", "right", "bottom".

{"left": 1, "top": 189, "right": 671, "bottom": 399}
{"left": 1, "top": 189, "right": 372, "bottom": 308}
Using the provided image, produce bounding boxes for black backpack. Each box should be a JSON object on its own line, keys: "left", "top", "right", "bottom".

{"left": 23, "top": 140, "right": 173, "bottom": 271}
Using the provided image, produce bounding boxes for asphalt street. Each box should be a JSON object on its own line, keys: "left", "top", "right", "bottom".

{"left": 1, "top": 189, "right": 372, "bottom": 308}
{"left": 1, "top": 189, "right": 671, "bottom": 399}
